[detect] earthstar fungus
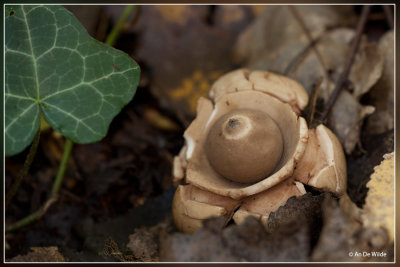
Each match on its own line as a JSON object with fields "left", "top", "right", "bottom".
{"left": 172, "top": 69, "right": 347, "bottom": 234}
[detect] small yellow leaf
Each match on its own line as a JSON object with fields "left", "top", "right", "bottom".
{"left": 168, "top": 70, "right": 223, "bottom": 114}
{"left": 362, "top": 152, "right": 394, "bottom": 243}
{"left": 40, "top": 113, "right": 52, "bottom": 132}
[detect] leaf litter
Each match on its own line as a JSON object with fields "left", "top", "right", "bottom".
{"left": 5, "top": 5, "right": 394, "bottom": 262}
{"left": 233, "top": 5, "right": 389, "bottom": 154}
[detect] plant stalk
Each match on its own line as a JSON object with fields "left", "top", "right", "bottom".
{"left": 5, "top": 130, "right": 41, "bottom": 210}
{"left": 105, "top": 5, "right": 135, "bottom": 46}
{"left": 5, "top": 198, "right": 57, "bottom": 233}
{"left": 5, "top": 138, "right": 73, "bottom": 233}
{"left": 51, "top": 138, "right": 73, "bottom": 198}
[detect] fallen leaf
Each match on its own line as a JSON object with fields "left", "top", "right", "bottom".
{"left": 233, "top": 6, "right": 385, "bottom": 154}
{"left": 233, "top": 6, "right": 354, "bottom": 75}
{"left": 327, "top": 38, "right": 383, "bottom": 154}
{"left": 287, "top": 28, "right": 354, "bottom": 98}
{"left": 362, "top": 152, "right": 394, "bottom": 244}
{"left": 328, "top": 90, "right": 375, "bottom": 154}
{"left": 365, "top": 31, "right": 395, "bottom": 134}
{"left": 349, "top": 41, "right": 383, "bottom": 99}
{"left": 287, "top": 29, "right": 382, "bottom": 154}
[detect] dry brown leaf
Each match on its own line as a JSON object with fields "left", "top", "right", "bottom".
{"left": 328, "top": 90, "right": 375, "bottom": 154}
{"left": 362, "top": 152, "right": 394, "bottom": 244}
{"left": 365, "top": 31, "right": 394, "bottom": 134}
{"left": 349, "top": 41, "right": 383, "bottom": 99}
{"left": 328, "top": 38, "right": 383, "bottom": 154}
{"left": 233, "top": 7, "right": 385, "bottom": 154}
{"left": 233, "top": 6, "right": 353, "bottom": 75}
{"left": 288, "top": 28, "right": 354, "bottom": 98}
{"left": 287, "top": 29, "right": 381, "bottom": 155}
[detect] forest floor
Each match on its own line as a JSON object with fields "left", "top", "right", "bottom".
{"left": 5, "top": 5, "right": 394, "bottom": 262}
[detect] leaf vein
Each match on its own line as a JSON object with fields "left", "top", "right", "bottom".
{"left": 5, "top": 93, "right": 36, "bottom": 101}
{"left": 44, "top": 103, "right": 101, "bottom": 137}
{"left": 21, "top": 6, "right": 40, "bottom": 101}
{"left": 41, "top": 68, "right": 134, "bottom": 101}
{"left": 5, "top": 48, "right": 33, "bottom": 58}
{"left": 5, "top": 102, "right": 37, "bottom": 132}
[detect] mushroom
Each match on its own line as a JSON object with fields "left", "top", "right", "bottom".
{"left": 205, "top": 108, "right": 284, "bottom": 183}
{"left": 292, "top": 125, "right": 347, "bottom": 195}
{"left": 172, "top": 69, "right": 347, "bottom": 234}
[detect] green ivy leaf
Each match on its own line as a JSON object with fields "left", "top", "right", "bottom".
{"left": 5, "top": 5, "right": 140, "bottom": 157}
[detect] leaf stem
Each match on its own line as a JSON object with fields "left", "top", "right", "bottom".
{"left": 51, "top": 138, "right": 74, "bottom": 197}
{"left": 5, "top": 198, "right": 57, "bottom": 233}
{"left": 5, "top": 138, "right": 73, "bottom": 233}
{"left": 5, "top": 130, "right": 40, "bottom": 210}
{"left": 105, "top": 5, "right": 135, "bottom": 46}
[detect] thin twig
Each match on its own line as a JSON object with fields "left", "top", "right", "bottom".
{"left": 283, "top": 38, "right": 315, "bottom": 75}
{"left": 5, "top": 130, "right": 41, "bottom": 210}
{"left": 287, "top": 6, "right": 329, "bottom": 79}
{"left": 382, "top": 5, "right": 394, "bottom": 29}
{"left": 307, "top": 76, "right": 323, "bottom": 127}
{"left": 319, "top": 5, "right": 371, "bottom": 123}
